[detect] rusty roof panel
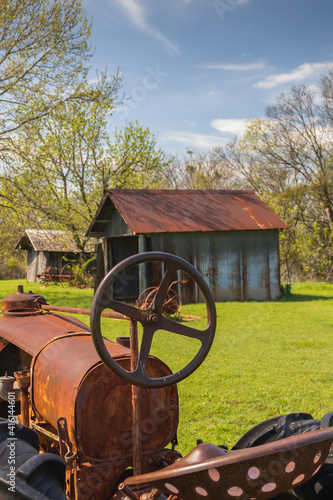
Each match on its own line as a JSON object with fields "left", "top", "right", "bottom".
{"left": 90, "top": 190, "right": 287, "bottom": 235}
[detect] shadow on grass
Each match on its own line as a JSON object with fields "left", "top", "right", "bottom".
{"left": 277, "top": 293, "right": 333, "bottom": 302}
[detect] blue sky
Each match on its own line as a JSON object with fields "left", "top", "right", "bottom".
{"left": 84, "top": 0, "right": 333, "bottom": 153}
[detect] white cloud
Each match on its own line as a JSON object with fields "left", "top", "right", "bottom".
{"left": 183, "top": 118, "right": 198, "bottom": 127}
{"left": 256, "top": 61, "right": 333, "bottom": 89}
{"left": 163, "top": 131, "right": 225, "bottom": 149}
{"left": 114, "top": 0, "right": 145, "bottom": 29}
{"left": 112, "top": 0, "right": 178, "bottom": 53}
{"left": 211, "top": 118, "right": 248, "bottom": 136}
{"left": 200, "top": 60, "right": 265, "bottom": 71}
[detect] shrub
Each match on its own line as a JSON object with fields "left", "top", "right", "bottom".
{"left": 280, "top": 282, "right": 292, "bottom": 297}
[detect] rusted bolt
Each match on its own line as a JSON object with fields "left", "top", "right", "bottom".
{"left": 148, "top": 314, "right": 159, "bottom": 324}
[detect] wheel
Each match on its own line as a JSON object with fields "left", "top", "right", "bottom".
{"left": 136, "top": 282, "right": 182, "bottom": 315}
{"left": 59, "top": 263, "right": 74, "bottom": 285}
{"left": 90, "top": 252, "right": 216, "bottom": 388}
{"left": 0, "top": 419, "right": 66, "bottom": 499}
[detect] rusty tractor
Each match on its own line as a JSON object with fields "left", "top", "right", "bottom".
{"left": 0, "top": 252, "right": 332, "bottom": 500}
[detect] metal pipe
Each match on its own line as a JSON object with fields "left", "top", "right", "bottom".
{"left": 130, "top": 319, "right": 142, "bottom": 476}
{"left": 31, "top": 422, "right": 59, "bottom": 442}
{"left": 40, "top": 304, "right": 128, "bottom": 320}
{"left": 14, "top": 370, "right": 30, "bottom": 427}
{"left": 118, "top": 483, "right": 141, "bottom": 500}
{"left": 20, "top": 388, "right": 29, "bottom": 427}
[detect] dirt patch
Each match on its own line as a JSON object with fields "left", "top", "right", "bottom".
{"left": 180, "top": 314, "right": 202, "bottom": 322}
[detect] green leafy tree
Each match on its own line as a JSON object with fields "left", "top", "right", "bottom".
{"left": 217, "top": 81, "right": 333, "bottom": 281}
{"left": 0, "top": 0, "right": 172, "bottom": 276}
{"left": 0, "top": 0, "right": 95, "bottom": 261}
{"left": 1, "top": 70, "right": 118, "bottom": 248}
{"left": 0, "top": 0, "right": 92, "bottom": 141}
{"left": 106, "top": 121, "right": 172, "bottom": 189}
{"left": 4, "top": 108, "right": 170, "bottom": 249}
{"left": 0, "top": 207, "right": 26, "bottom": 278}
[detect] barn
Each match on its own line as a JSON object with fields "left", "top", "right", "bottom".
{"left": 15, "top": 230, "right": 95, "bottom": 282}
{"left": 86, "top": 189, "right": 288, "bottom": 302}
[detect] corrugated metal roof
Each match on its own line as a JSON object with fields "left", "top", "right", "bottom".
{"left": 15, "top": 230, "right": 95, "bottom": 253}
{"left": 87, "top": 190, "right": 287, "bottom": 236}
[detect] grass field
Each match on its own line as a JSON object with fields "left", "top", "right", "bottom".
{"left": 1, "top": 280, "right": 333, "bottom": 455}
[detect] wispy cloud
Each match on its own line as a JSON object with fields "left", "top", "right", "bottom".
{"left": 113, "top": 0, "right": 178, "bottom": 53}
{"left": 256, "top": 61, "right": 333, "bottom": 89}
{"left": 183, "top": 118, "right": 198, "bottom": 127}
{"left": 211, "top": 118, "right": 248, "bottom": 136}
{"left": 200, "top": 60, "right": 266, "bottom": 71}
{"left": 163, "top": 131, "right": 224, "bottom": 149}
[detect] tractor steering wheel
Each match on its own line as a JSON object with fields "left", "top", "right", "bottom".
{"left": 90, "top": 252, "right": 216, "bottom": 388}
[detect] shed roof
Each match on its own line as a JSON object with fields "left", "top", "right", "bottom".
{"left": 87, "top": 189, "right": 287, "bottom": 236}
{"left": 15, "top": 230, "right": 95, "bottom": 253}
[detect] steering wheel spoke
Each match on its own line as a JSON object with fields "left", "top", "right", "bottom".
{"left": 106, "top": 299, "right": 144, "bottom": 323}
{"left": 90, "top": 252, "right": 216, "bottom": 388}
{"left": 159, "top": 316, "right": 208, "bottom": 343}
{"left": 153, "top": 265, "right": 179, "bottom": 313}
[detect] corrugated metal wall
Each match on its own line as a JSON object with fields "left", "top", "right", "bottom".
{"left": 103, "top": 228, "right": 280, "bottom": 303}
{"left": 147, "top": 230, "right": 280, "bottom": 302}
{"left": 105, "top": 210, "right": 132, "bottom": 237}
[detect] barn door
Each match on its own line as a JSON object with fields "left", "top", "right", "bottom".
{"left": 109, "top": 236, "right": 139, "bottom": 299}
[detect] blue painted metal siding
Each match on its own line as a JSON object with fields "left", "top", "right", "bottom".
{"left": 146, "top": 230, "right": 280, "bottom": 302}
{"left": 104, "top": 210, "right": 132, "bottom": 237}
{"left": 103, "top": 214, "right": 281, "bottom": 302}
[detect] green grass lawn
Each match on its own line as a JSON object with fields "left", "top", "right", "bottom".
{"left": 1, "top": 280, "right": 333, "bottom": 455}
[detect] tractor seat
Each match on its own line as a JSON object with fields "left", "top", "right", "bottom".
{"left": 123, "top": 428, "right": 333, "bottom": 499}
{"left": 166, "top": 442, "right": 229, "bottom": 467}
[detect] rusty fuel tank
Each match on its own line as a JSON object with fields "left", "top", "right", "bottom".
{"left": 0, "top": 289, "right": 179, "bottom": 464}
{"left": 31, "top": 334, "right": 178, "bottom": 461}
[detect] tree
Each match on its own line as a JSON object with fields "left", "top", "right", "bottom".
{"left": 107, "top": 121, "right": 172, "bottom": 189}
{"left": 264, "top": 85, "right": 333, "bottom": 231}
{"left": 218, "top": 82, "right": 333, "bottom": 281}
{"left": 0, "top": 207, "right": 26, "bottom": 278}
{"left": 3, "top": 106, "right": 171, "bottom": 248}
{"left": 2, "top": 71, "right": 121, "bottom": 242}
{"left": 0, "top": 0, "right": 172, "bottom": 276}
{"left": 0, "top": 0, "right": 92, "bottom": 141}
{"left": 166, "top": 149, "right": 238, "bottom": 190}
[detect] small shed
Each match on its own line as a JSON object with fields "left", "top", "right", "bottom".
{"left": 15, "top": 230, "right": 95, "bottom": 282}
{"left": 86, "top": 189, "right": 287, "bottom": 302}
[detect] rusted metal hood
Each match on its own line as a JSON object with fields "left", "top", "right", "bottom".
{"left": 0, "top": 312, "right": 92, "bottom": 356}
